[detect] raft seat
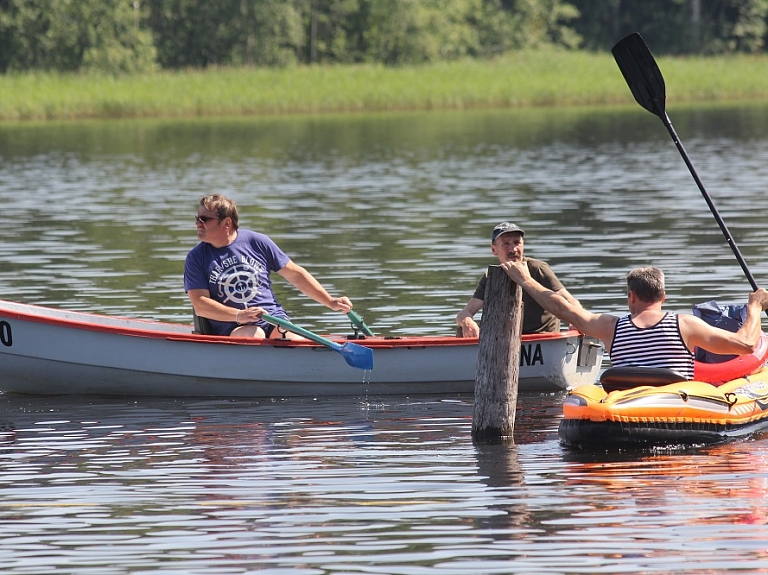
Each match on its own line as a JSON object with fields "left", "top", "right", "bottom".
{"left": 600, "top": 366, "right": 687, "bottom": 393}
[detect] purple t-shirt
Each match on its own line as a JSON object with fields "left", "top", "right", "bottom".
{"left": 184, "top": 229, "right": 291, "bottom": 335}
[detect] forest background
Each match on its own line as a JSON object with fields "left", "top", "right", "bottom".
{"left": 2, "top": 0, "right": 768, "bottom": 120}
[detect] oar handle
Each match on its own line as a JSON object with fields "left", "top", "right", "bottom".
{"left": 347, "top": 310, "right": 375, "bottom": 336}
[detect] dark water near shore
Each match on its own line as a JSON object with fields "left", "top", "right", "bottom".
{"left": 1, "top": 103, "right": 768, "bottom": 572}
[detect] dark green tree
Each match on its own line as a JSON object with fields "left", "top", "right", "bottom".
{"left": 570, "top": 0, "right": 768, "bottom": 54}
{"left": 359, "top": 0, "right": 482, "bottom": 64}
{"left": 297, "top": 0, "right": 361, "bottom": 63}
{"left": 146, "top": 0, "right": 303, "bottom": 68}
{"left": 229, "top": 0, "right": 304, "bottom": 66}
{"left": 697, "top": 0, "right": 768, "bottom": 53}
{"left": 510, "top": 0, "right": 581, "bottom": 48}
{"left": 146, "top": 0, "right": 237, "bottom": 68}
{"left": 0, "top": 0, "right": 157, "bottom": 74}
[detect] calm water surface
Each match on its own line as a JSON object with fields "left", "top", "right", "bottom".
{"left": 2, "top": 103, "right": 768, "bottom": 573}
{"left": 1, "top": 393, "right": 768, "bottom": 574}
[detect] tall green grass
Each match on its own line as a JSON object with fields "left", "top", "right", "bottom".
{"left": 1, "top": 49, "right": 767, "bottom": 121}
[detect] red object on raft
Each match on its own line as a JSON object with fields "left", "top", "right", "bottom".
{"left": 694, "top": 332, "right": 768, "bottom": 385}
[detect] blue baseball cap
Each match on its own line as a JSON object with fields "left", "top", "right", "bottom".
{"left": 491, "top": 222, "right": 525, "bottom": 242}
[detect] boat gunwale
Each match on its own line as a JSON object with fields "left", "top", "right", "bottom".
{"left": 0, "top": 299, "right": 587, "bottom": 349}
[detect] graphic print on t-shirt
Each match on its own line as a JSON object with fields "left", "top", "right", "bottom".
{"left": 185, "top": 230, "right": 290, "bottom": 327}
{"left": 213, "top": 260, "right": 267, "bottom": 306}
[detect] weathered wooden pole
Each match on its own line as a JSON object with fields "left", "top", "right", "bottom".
{"left": 472, "top": 265, "right": 523, "bottom": 443}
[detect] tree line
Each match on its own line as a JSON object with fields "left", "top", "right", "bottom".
{"left": 1, "top": 0, "right": 767, "bottom": 75}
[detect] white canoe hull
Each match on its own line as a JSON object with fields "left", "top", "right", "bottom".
{"left": 0, "top": 300, "right": 603, "bottom": 397}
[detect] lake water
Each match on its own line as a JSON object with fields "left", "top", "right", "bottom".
{"left": 2, "top": 103, "right": 768, "bottom": 573}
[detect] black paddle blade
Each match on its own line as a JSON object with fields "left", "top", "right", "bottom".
{"left": 612, "top": 33, "right": 666, "bottom": 118}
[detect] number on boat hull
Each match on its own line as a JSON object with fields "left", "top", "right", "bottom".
{"left": 0, "top": 321, "right": 11, "bottom": 347}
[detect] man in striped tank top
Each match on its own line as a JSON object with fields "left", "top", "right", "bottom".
{"left": 503, "top": 264, "right": 768, "bottom": 380}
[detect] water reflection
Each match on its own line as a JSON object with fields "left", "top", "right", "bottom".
{"left": 0, "top": 394, "right": 480, "bottom": 573}
{"left": 554, "top": 441, "right": 768, "bottom": 572}
{"left": 1, "top": 391, "right": 768, "bottom": 572}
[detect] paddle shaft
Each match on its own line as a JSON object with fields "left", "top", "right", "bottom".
{"left": 260, "top": 313, "right": 374, "bottom": 370}
{"left": 261, "top": 313, "right": 341, "bottom": 351}
{"left": 613, "top": 33, "right": 759, "bottom": 291}
{"left": 659, "top": 114, "right": 758, "bottom": 291}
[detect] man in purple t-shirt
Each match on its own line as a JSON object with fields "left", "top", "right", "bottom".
{"left": 184, "top": 194, "right": 353, "bottom": 338}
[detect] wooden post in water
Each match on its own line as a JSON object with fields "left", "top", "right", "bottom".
{"left": 472, "top": 265, "right": 522, "bottom": 443}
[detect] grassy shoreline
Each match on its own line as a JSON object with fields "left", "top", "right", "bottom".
{"left": 2, "top": 49, "right": 768, "bottom": 122}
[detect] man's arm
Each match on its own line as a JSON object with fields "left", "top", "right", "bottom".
{"left": 277, "top": 260, "right": 352, "bottom": 312}
{"left": 188, "top": 289, "right": 240, "bottom": 323}
{"left": 682, "top": 289, "right": 768, "bottom": 355}
{"left": 555, "top": 287, "right": 582, "bottom": 309}
{"left": 553, "top": 287, "right": 584, "bottom": 330}
{"left": 456, "top": 298, "right": 483, "bottom": 337}
{"left": 503, "top": 261, "right": 617, "bottom": 349}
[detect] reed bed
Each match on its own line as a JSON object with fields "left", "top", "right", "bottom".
{"left": 1, "top": 49, "right": 767, "bottom": 121}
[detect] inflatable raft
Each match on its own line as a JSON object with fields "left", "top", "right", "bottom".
{"left": 559, "top": 334, "right": 768, "bottom": 449}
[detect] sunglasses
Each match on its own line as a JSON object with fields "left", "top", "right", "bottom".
{"left": 195, "top": 214, "right": 220, "bottom": 224}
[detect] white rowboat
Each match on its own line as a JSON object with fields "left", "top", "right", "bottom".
{"left": 0, "top": 300, "right": 604, "bottom": 397}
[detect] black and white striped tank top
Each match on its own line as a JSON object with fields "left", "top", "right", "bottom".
{"left": 610, "top": 313, "right": 694, "bottom": 380}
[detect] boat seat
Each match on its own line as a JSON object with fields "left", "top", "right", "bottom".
{"left": 192, "top": 311, "right": 215, "bottom": 335}
{"left": 600, "top": 366, "right": 687, "bottom": 393}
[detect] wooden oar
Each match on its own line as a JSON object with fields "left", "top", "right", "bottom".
{"left": 347, "top": 310, "right": 375, "bottom": 336}
{"left": 261, "top": 313, "right": 374, "bottom": 371}
{"left": 612, "top": 32, "right": 760, "bottom": 291}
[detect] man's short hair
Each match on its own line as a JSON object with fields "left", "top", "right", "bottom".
{"left": 200, "top": 194, "right": 239, "bottom": 230}
{"left": 626, "top": 266, "right": 665, "bottom": 303}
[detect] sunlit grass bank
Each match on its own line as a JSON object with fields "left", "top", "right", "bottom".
{"left": 1, "top": 49, "right": 767, "bottom": 121}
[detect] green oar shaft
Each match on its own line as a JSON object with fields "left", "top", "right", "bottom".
{"left": 347, "top": 310, "right": 375, "bottom": 336}
{"left": 261, "top": 313, "right": 374, "bottom": 370}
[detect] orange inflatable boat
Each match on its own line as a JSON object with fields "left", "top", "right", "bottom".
{"left": 559, "top": 334, "right": 768, "bottom": 449}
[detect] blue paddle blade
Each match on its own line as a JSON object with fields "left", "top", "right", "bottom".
{"left": 340, "top": 341, "right": 374, "bottom": 370}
